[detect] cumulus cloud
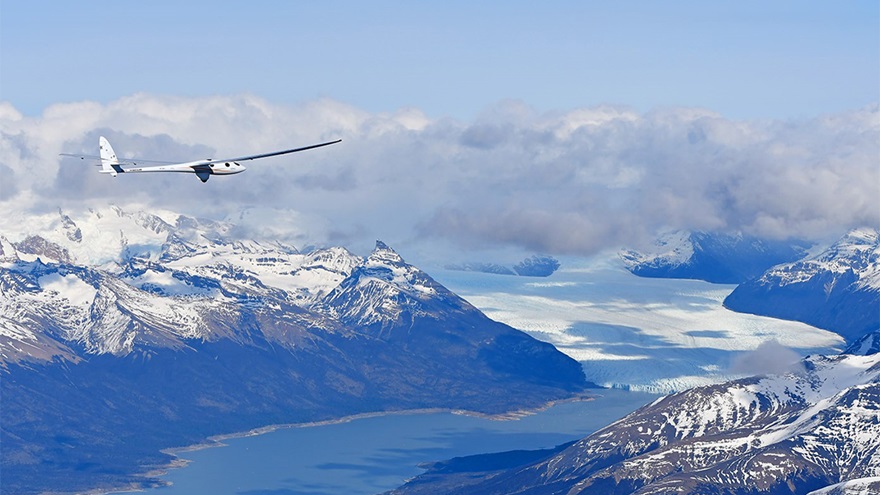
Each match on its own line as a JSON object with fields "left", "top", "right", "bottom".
{"left": 0, "top": 163, "right": 18, "bottom": 200}
{"left": 0, "top": 94, "right": 877, "bottom": 256}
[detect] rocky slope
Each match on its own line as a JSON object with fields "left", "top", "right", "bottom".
{"left": 620, "top": 231, "right": 809, "bottom": 284}
{"left": 390, "top": 343, "right": 880, "bottom": 495}
{"left": 724, "top": 228, "right": 880, "bottom": 343}
{"left": 0, "top": 206, "right": 589, "bottom": 495}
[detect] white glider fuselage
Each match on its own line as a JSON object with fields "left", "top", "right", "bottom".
{"left": 97, "top": 160, "right": 247, "bottom": 176}
{"left": 63, "top": 136, "right": 340, "bottom": 183}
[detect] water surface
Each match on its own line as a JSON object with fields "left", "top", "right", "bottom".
{"left": 130, "top": 389, "right": 656, "bottom": 495}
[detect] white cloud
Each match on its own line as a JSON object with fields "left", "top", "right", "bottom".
{"left": 729, "top": 339, "right": 806, "bottom": 376}
{"left": 1, "top": 95, "right": 877, "bottom": 257}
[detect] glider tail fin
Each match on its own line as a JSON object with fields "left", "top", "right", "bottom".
{"left": 99, "top": 136, "right": 119, "bottom": 177}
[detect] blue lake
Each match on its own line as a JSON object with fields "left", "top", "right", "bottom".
{"left": 124, "top": 389, "right": 657, "bottom": 495}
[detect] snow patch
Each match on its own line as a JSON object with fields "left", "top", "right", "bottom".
{"left": 124, "top": 270, "right": 214, "bottom": 297}
{"left": 38, "top": 273, "right": 96, "bottom": 306}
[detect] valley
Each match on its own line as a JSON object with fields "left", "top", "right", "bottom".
{"left": 1, "top": 208, "right": 876, "bottom": 495}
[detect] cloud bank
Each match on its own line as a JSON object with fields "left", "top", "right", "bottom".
{"left": 0, "top": 94, "right": 877, "bottom": 257}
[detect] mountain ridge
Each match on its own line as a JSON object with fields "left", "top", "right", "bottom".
{"left": 620, "top": 231, "right": 810, "bottom": 284}
{"left": 390, "top": 344, "right": 880, "bottom": 495}
{"left": 1, "top": 206, "right": 590, "bottom": 495}
{"left": 724, "top": 227, "right": 880, "bottom": 343}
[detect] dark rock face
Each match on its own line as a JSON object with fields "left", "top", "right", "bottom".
{"left": 724, "top": 228, "right": 880, "bottom": 343}
{"left": 389, "top": 352, "right": 880, "bottom": 495}
{"left": 444, "top": 262, "right": 517, "bottom": 276}
{"left": 13, "top": 235, "right": 74, "bottom": 264}
{"left": 1, "top": 235, "right": 588, "bottom": 495}
{"left": 513, "top": 255, "right": 561, "bottom": 277}
{"left": 621, "top": 231, "right": 809, "bottom": 284}
{"left": 446, "top": 255, "right": 561, "bottom": 277}
{"left": 846, "top": 331, "right": 880, "bottom": 356}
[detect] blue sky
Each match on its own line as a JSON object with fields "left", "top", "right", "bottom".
{"left": 2, "top": 1, "right": 878, "bottom": 119}
{"left": 0, "top": 2, "right": 878, "bottom": 259}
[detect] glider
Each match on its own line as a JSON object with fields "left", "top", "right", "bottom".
{"left": 60, "top": 136, "right": 341, "bottom": 183}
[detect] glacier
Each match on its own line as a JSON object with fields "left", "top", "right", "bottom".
{"left": 433, "top": 257, "right": 844, "bottom": 393}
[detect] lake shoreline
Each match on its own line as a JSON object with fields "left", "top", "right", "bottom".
{"left": 106, "top": 391, "right": 600, "bottom": 494}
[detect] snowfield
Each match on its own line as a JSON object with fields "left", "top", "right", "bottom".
{"left": 432, "top": 256, "right": 844, "bottom": 393}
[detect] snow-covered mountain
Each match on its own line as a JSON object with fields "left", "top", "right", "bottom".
{"left": 620, "top": 231, "right": 809, "bottom": 284}
{"left": 390, "top": 345, "right": 880, "bottom": 495}
{"left": 0, "top": 206, "right": 363, "bottom": 364}
{"left": 725, "top": 228, "right": 880, "bottom": 343}
{"left": 322, "top": 241, "right": 459, "bottom": 334}
{"left": 0, "top": 206, "right": 588, "bottom": 495}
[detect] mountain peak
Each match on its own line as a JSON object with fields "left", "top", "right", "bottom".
{"left": 320, "top": 242, "right": 471, "bottom": 333}
{"left": 841, "top": 227, "right": 879, "bottom": 246}
{"left": 369, "top": 240, "right": 404, "bottom": 265}
{"left": 0, "top": 236, "right": 18, "bottom": 262}
{"left": 621, "top": 230, "right": 810, "bottom": 284}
